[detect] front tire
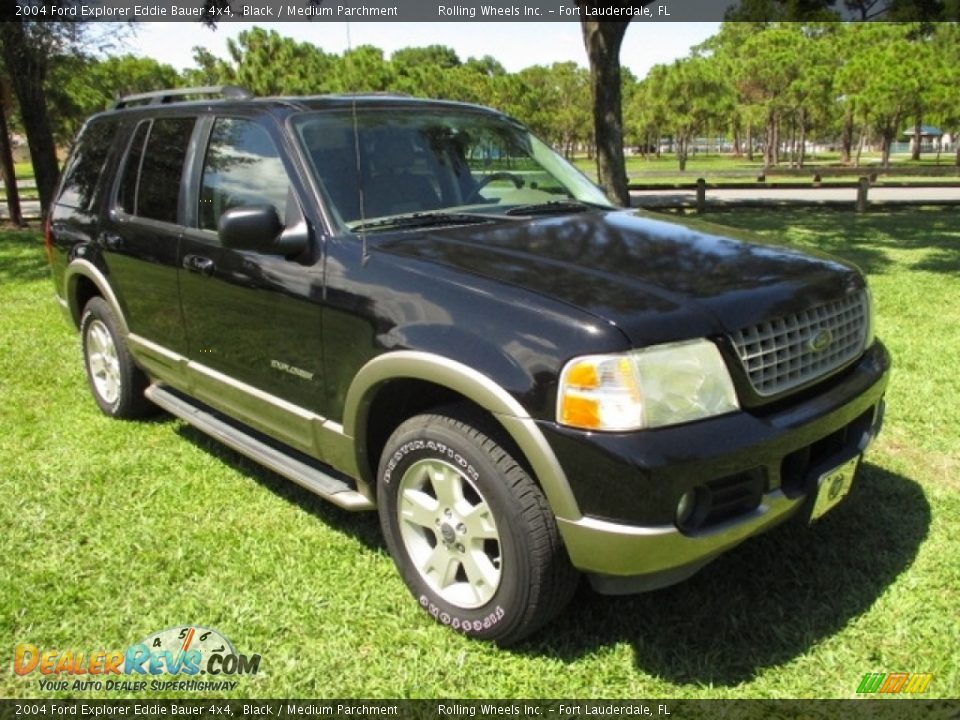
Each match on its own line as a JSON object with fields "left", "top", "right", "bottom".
{"left": 377, "top": 409, "right": 578, "bottom": 645}
{"left": 80, "top": 297, "right": 153, "bottom": 419}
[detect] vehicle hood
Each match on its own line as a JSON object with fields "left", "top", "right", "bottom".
{"left": 373, "top": 209, "right": 863, "bottom": 346}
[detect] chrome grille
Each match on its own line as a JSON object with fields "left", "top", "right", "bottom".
{"left": 731, "top": 292, "right": 868, "bottom": 397}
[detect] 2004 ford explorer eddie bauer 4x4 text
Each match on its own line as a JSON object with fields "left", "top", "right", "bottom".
{"left": 47, "top": 87, "right": 890, "bottom": 644}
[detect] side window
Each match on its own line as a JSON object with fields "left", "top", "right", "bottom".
{"left": 136, "top": 117, "right": 195, "bottom": 224}
{"left": 58, "top": 118, "right": 119, "bottom": 211}
{"left": 199, "top": 118, "right": 290, "bottom": 231}
{"left": 116, "top": 121, "right": 150, "bottom": 216}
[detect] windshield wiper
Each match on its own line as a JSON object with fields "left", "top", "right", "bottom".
{"left": 350, "top": 211, "right": 495, "bottom": 232}
{"left": 503, "top": 199, "right": 593, "bottom": 216}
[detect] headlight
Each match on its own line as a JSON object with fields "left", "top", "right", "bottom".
{"left": 864, "top": 286, "right": 875, "bottom": 348}
{"left": 556, "top": 339, "right": 739, "bottom": 431}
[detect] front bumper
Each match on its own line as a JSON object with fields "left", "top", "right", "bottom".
{"left": 548, "top": 341, "right": 890, "bottom": 593}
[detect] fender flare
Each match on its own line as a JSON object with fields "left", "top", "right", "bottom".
{"left": 63, "top": 259, "right": 128, "bottom": 334}
{"left": 342, "top": 350, "right": 582, "bottom": 521}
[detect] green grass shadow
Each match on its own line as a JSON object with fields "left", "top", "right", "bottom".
{"left": 514, "top": 462, "right": 930, "bottom": 686}
{"left": 698, "top": 207, "right": 959, "bottom": 277}
{"left": 173, "top": 422, "right": 385, "bottom": 553}
{"left": 0, "top": 229, "right": 48, "bottom": 283}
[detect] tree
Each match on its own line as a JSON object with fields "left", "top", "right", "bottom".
{"left": 336, "top": 45, "right": 395, "bottom": 93}
{"left": 577, "top": 17, "right": 630, "bottom": 205}
{"left": 575, "top": 1, "right": 657, "bottom": 206}
{"left": 48, "top": 55, "right": 181, "bottom": 145}
{"left": 225, "top": 27, "right": 341, "bottom": 95}
{"left": 625, "top": 70, "right": 667, "bottom": 158}
{"left": 391, "top": 46, "right": 463, "bottom": 99}
{"left": 513, "top": 63, "right": 591, "bottom": 156}
{"left": 782, "top": 25, "right": 841, "bottom": 167}
{"left": 694, "top": 22, "right": 772, "bottom": 162}
{"left": 649, "top": 58, "right": 734, "bottom": 171}
{"left": 0, "top": 20, "right": 64, "bottom": 216}
{"left": 0, "top": 78, "right": 22, "bottom": 226}
{"left": 926, "top": 23, "right": 960, "bottom": 165}
{"left": 0, "top": 9, "right": 122, "bottom": 217}
{"left": 836, "top": 24, "right": 920, "bottom": 167}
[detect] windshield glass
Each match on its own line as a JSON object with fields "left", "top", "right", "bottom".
{"left": 291, "top": 107, "right": 614, "bottom": 229}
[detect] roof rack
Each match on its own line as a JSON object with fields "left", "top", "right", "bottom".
{"left": 112, "top": 85, "right": 253, "bottom": 110}
{"left": 332, "top": 91, "right": 412, "bottom": 97}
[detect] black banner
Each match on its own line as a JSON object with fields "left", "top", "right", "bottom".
{"left": 1, "top": 700, "right": 959, "bottom": 720}
{"left": 5, "top": 0, "right": 956, "bottom": 23}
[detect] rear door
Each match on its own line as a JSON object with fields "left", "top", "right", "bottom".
{"left": 100, "top": 115, "right": 197, "bottom": 355}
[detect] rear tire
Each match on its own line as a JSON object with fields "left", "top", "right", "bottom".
{"left": 377, "top": 409, "right": 579, "bottom": 645}
{"left": 80, "top": 297, "right": 154, "bottom": 419}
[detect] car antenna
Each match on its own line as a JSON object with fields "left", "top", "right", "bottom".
{"left": 345, "top": 22, "right": 370, "bottom": 265}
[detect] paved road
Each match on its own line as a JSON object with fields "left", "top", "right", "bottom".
{"left": 1, "top": 199, "right": 41, "bottom": 220}
{"left": 631, "top": 184, "right": 960, "bottom": 208}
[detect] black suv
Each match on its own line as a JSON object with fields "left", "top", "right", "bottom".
{"left": 48, "top": 86, "right": 890, "bottom": 644}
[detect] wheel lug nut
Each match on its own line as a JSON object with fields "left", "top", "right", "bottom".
{"left": 456, "top": 523, "right": 466, "bottom": 534}
{"left": 444, "top": 509, "right": 452, "bottom": 518}
{"left": 456, "top": 543, "right": 465, "bottom": 553}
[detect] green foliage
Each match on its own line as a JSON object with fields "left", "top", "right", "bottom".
{"left": 641, "top": 58, "right": 734, "bottom": 170}
{"left": 683, "top": 21, "right": 960, "bottom": 168}
{"left": 35, "top": 21, "right": 960, "bottom": 174}
{"left": 47, "top": 54, "right": 180, "bottom": 143}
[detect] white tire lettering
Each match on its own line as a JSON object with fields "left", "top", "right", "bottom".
{"left": 417, "top": 602, "right": 507, "bottom": 633}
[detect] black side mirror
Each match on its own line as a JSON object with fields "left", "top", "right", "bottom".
{"left": 218, "top": 205, "right": 307, "bottom": 257}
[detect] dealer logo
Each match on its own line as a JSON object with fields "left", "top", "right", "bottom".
{"left": 15, "top": 625, "right": 261, "bottom": 693}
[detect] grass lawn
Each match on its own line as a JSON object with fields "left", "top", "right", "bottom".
{"left": 13, "top": 162, "right": 34, "bottom": 180}
{"left": 572, "top": 153, "right": 960, "bottom": 185}
{"left": 1, "top": 208, "right": 958, "bottom": 700}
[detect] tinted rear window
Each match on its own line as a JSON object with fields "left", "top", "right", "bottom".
{"left": 136, "top": 117, "right": 195, "bottom": 224}
{"left": 117, "top": 121, "right": 150, "bottom": 217}
{"left": 58, "top": 118, "right": 119, "bottom": 211}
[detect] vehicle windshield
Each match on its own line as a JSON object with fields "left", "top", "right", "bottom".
{"left": 291, "top": 107, "right": 615, "bottom": 230}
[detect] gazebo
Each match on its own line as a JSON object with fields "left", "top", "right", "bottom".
{"left": 903, "top": 125, "right": 943, "bottom": 153}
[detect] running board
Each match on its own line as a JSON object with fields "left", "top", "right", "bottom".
{"left": 145, "top": 385, "right": 374, "bottom": 511}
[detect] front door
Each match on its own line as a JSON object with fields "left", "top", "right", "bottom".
{"left": 176, "top": 115, "right": 327, "bottom": 455}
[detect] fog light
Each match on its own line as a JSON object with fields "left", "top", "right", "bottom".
{"left": 676, "top": 489, "right": 697, "bottom": 527}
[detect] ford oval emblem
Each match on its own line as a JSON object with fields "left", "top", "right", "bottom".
{"left": 809, "top": 329, "right": 833, "bottom": 352}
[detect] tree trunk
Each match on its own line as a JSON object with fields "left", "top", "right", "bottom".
{"left": 0, "top": 79, "right": 23, "bottom": 226}
{"left": 677, "top": 136, "right": 687, "bottom": 172}
{"left": 789, "top": 116, "right": 797, "bottom": 168}
{"left": 578, "top": 18, "right": 631, "bottom": 206}
{"left": 733, "top": 127, "right": 742, "bottom": 157}
{"left": 881, "top": 126, "right": 894, "bottom": 168}
{"left": 911, "top": 115, "right": 922, "bottom": 161}
{"left": 747, "top": 122, "right": 754, "bottom": 162}
{"left": 841, "top": 110, "right": 853, "bottom": 165}
{"left": 764, "top": 111, "right": 776, "bottom": 169}
{"left": 798, "top": 110, "right": 807, "bottom": 170}
{"left": 856, "top": 125, "right": 866, "bottom": 167}
{"left": 0, "top": 22, "right": 60, "bottom": 217}
{"left": 773, "top": 112, "right": 780, "bottom": 166}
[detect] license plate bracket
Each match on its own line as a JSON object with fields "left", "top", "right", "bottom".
{"left": 810, "top": 455, "right": 860, "bottom": 522}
